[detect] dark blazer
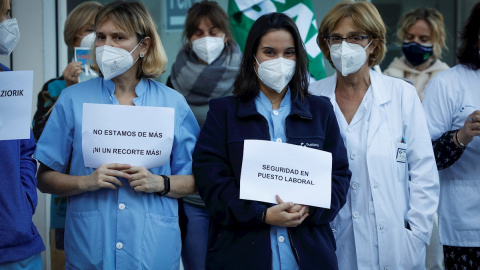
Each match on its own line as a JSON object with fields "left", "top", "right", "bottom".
{"left": 193, "top": 94, "right": 351, "bottom": 270}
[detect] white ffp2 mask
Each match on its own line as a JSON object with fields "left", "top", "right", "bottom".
{"left": 330, "top": 40, "right": 372, "bottom": 77}
{"left": 95, "top": 42, "right": 141, "bottom": 80}
{"left": 0, "top": 18, "right": 20, "bottom": 55}
{"left": 255, "top": 56, "right": 296, "bottom": 93}
{"left": 192, "top": 35, "right": 225, "bottom": 65}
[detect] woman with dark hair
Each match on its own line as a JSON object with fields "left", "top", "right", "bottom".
{"left": 167, "top": 1, "right": 241, "bottom": 128}
{"left": 193, "top": 12, "right": 351, "bottom": 269}
{"left": 165, "top": 2, "right": 241, "bottom": 269}
{"left": 423, "top": 2, "right": 480, "bottom": 269}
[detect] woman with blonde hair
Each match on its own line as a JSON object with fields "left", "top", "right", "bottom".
{"left": 35, "top": 1, "right": 199, "bottom": 269}
{"left": 310, "top": 1, "right": 439, "bottom": 269}
{"left": 384, "top": 8, "right": 449, "bottom": 100}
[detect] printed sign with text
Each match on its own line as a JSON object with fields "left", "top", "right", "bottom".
{"left": 240, "top": 140, "right": 332, "bottom": 208}
{"left": 82, "top": 103, "right": 174, "bottom": 169}
{"left": 0, "top": 70, "right": 33, "bottom": 140}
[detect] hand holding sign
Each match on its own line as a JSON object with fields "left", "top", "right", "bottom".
{"left": 81, "top": 163, "right": 132, "bottom": 192}
{"left": 265, "top": 195, "right": 309, "bottom": 227}
{"left": 123, "top": 166, "right": 164, "bottom": 193}
{"left": 62, "top": 61, "right": 83, "bottom": 87}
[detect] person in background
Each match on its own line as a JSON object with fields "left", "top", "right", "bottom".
{"left": 30, "top": 2, "right": 102, "bottom": 269}
{"left": 33, "top": 1, "right": 102, "bottom": 140}
{"left": 384, "top": 7, "right": 448, "bottom": 269}
{"left": 167, "top": 1, "right": 241, "bottom": 127}
{"left": 310, "top": 1, "right": 439, "bottom": 269}
{"left": 165, "top": 2, "right": 241, "bottom": 269}
{"left": 422, "top": 2, "right": 480, "bottom": 269}
{"left": 34, "top": 2, "right": 199, "bottom": 269}
{"left": 193, "top": 12, "right": 351, "bottom": 269}
{"left": 0, "top": 0, "right": 45, "bottom": 268}
{"left": 383, "top": 7, "right": 449, "bottom": 101}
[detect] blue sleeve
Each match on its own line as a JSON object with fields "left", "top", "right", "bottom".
{"left": 304, "top": 104, "right": 351, "bottom": 226}
{"left": 21, "top": 130, "right": 39, "bottom": 214}
{"left": 170, "top": 102, "right": 200, "bottom": 175}
{"left": 193, "top": 100, "right": 268, "bottom": 228}
{"left": 34, "top": 93, "right": 74, "bottom": 173}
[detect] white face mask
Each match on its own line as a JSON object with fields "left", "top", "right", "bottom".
{"left": 95, "top": 42, "right": 141, "bottom": 80}
{"left": 192, "top": 35, "right": 225, "bottom": 65}
{"left": 329, "top": 40, "right": 372, "bottom": 77}
{"left": 254, "top": 55, "right": 296, "bottom": 93}
{"left": 80, "top": 32, "right": 96, "bottom": 48}
{"left": 0, "top": 18, "right": 20, "bottom": 55}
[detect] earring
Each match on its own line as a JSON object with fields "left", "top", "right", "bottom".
{"left": 140, "top": 53, "right": 145, "bottom": 58}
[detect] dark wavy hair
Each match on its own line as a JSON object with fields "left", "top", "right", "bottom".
{"left": 457, "top": 1, "right": 480, "bottom": 70}
{"left": 232, "top": 13, "right": 309, "bottom": 101}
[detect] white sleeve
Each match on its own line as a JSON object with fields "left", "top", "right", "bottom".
{"left": 402, "top": 85, "right": 440, "bottom": 244}
{"left": 423, "top": 73, "right": 459, "bottom": 139}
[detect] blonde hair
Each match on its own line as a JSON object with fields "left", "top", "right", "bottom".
{"left": 64, "top": 1, "right": 102, "bottom": 48}
{"left": 91, "top": 1, "right": 167, "bottom": 78}
{"left": 397, "top": 8, "right": 447, "bottom": 60}
{"left": 0, "top": 0, "right": 10, "bottom": 19}
{"left": 317, "top": 0, "right": 387, "bottom": 68}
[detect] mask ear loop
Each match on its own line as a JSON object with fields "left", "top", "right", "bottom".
{"left": 130, "top": 39, "right": 145, "bottom": 64}
{"left": 364, "top": 38, "right": 374, "bottom": 50}
{"left": 253, "top": 55, "right": 264, "bottom": 82}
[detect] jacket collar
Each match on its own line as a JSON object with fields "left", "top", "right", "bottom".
{"left": 237, "top": 91, "right": 312, "bottom": 119}
{"left": 322, "top": 70, "right": 391, "bottom": 107}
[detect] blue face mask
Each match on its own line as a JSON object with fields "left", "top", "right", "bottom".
{"left": 402, "top": 42, "right": 433, "bottom": 66}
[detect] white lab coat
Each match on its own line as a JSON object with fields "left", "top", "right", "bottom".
{"left": 310, "top": 70, "right": 439, "bottom": 270}
{"left": 423, "top": 64, "right": 480, "bottom": 247}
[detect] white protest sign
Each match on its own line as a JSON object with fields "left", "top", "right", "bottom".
{"left": 0, "top": 70, "right": 33, "bottom": 140}
{"left": 240, "top": 140, "right": 332, "bottom": 208}
{"left": 82, "top": 103, "right": 174, "bottom": 169}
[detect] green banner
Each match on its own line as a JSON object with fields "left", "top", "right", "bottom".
{"left": 228, "top": 0, "right": 326, "bottom": 80}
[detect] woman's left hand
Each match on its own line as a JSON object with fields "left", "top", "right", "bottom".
{"left": 123, "top": 166, "right": 164, "bottom": 193}
{"left": 277, "top": 196, "right": 310, "bottom": 215}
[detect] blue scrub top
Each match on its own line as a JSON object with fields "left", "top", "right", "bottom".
{"left": 34, "top": 77, "right": 199, "bottom": 270}
{"left": 255, "top": 89, "right": 299, "bottom": 270}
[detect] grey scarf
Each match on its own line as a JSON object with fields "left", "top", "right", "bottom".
{"left": 170, "top": 42, "right": 242, "bottom": 105}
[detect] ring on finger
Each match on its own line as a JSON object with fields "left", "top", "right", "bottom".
{"left": 71, "top": 73, "right": 75, "bottom": 77}
{"left": 469, "top": 116, "right": 474, "bottom": 123}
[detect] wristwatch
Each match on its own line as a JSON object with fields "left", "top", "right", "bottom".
{"left": 157, "top": 175, "right": 170, "bottom": 196}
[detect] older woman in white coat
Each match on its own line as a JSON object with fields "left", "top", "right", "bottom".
{"left": 309, "top": 1, "right": 439, "bottom": 269}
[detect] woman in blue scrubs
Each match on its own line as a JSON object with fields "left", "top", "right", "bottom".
{"left": 193, "top": 13, "right": 351, "bottom": 269}
{"left": 34, "top": 2, "right": 199, "bottom": 269}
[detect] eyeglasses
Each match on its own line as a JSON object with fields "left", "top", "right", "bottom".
{"left": 326, "top": 35, "right": 369, "bottom": 46}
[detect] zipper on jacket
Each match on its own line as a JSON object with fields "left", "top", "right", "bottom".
{"left": 288, "top": 228, "right": 301, "bottom": 269}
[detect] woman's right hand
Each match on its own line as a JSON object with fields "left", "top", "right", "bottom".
{"left": 62, "top": 61, "right": 83, "bottom": 87}
{"left": 81, "top": 163, "right": 132, "bottom": 192}
{"left": 265, "top": 195, "right": 309, "bottom": 227}
{"left": 457, "top": 110, "right": 480, "bottom": 145}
